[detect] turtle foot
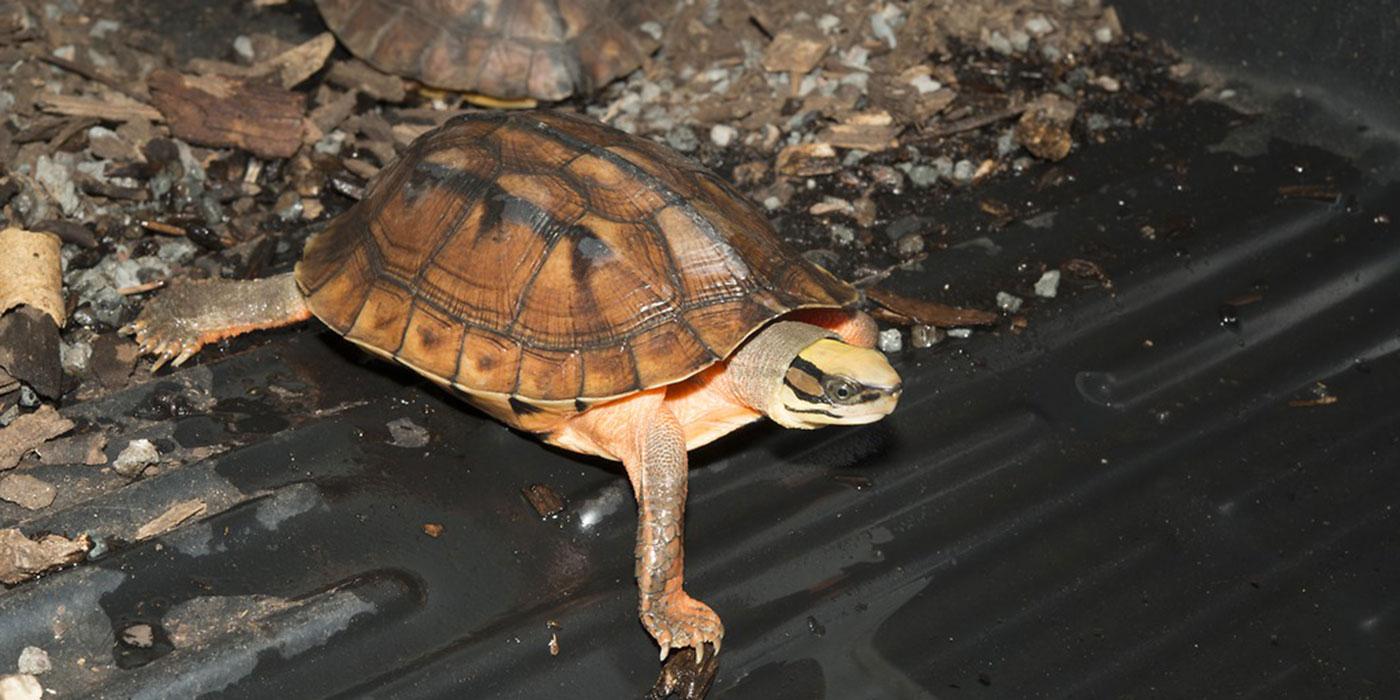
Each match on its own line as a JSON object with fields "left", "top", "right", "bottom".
{"left": 641, "top": 591, "right": 724, "bottom": 663}
{"left": 119, "top": 274, "right": 311, "bottom": 370}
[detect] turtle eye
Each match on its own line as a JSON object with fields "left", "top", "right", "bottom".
{"left": 822, "top": 376, "right": 862, "bottom": 405}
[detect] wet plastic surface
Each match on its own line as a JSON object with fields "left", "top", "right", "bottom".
{"left": 3, "top": 91, "right": 1400, "bottom": 700}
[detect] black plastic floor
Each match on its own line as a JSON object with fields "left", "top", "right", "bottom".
{"left": 2, "top": 97, "right": 1397, "bottom": 698}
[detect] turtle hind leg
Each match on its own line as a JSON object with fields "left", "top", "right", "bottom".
{"left": 121, "top": 272, "right": 312, "bottom": 370}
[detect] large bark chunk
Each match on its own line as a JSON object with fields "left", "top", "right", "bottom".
{"left": 147, "top": 69, "right": 305, "bottom": 159}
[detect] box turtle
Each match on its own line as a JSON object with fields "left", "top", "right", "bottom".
{"left": 314, "top": 0, "right": 660, "bottom": 101}
{"left": 123, "top": 110, "right": 901, "bottom": 661}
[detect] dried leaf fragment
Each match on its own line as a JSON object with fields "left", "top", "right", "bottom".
{"left": 135, "top": 499, "right": 207, "bottom": 541}
{"left": 0, "top": 529, "right": 90, "bottom": 585}
{"left": 867, "top": 288, "right": 1000, "bottom": 328}
{"left": 0, "top": 474, "right": 56, "bottom": 511}
{"left": 0, "top": 228, "right": 64, "bottom": 326}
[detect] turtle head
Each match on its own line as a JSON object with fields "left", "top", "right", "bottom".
{"left": 729, "top": 321, "right": 901, "bottom": 429}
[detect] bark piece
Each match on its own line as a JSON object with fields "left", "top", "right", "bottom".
{"left": 0, "top": 307, "right": 61, "bottom": 399}
{"left": 147, "top": 70, "right": 306, "bottom": 159}
{"left": 0, "top": 529, "right": 89, "bottom": 585}
{"left": 0, "top": 228, "right": 64, "bottom": 326}
{"left": 0, "top": 474, "right": 56, "bottom": 511}
{"left": 0, "top": 406, "right": 74, "bottom": 471}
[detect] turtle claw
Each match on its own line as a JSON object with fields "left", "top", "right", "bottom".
{"left": 641, "top": 592, "right": 724, "bottom": 665}
{"left": 121, "top": 316, "right": 206, "bottom": 373}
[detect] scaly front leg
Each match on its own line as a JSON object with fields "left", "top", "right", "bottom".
{"left": 121, "top": 272, "right": 311, "bottom": 369}
{"left": 629, "top": 405, "right": 724, "bottom": 661}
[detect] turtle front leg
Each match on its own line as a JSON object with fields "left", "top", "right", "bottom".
{"left": 628, "top": 404, "right": 724, "bottom": 661}
{"left": 121, "top": 272, "right": 312, "bottom": 369}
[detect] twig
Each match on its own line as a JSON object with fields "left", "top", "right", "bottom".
{"left": 912, "top": 103, "right": 1028, "bottom": 141}
{"left": 140, "top": 220, "right": 187, "bottom": 236}
{"left": 117, "top": 280, "right": 166, "bottom": 296}
{"left": 37, "top": 53, "right": 150, "bottom": 102}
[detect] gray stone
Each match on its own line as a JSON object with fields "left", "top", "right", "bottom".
{"left": 877, "top": 328, "right": 903, "bottom": 353}
{"left": 16, "top": 647, "right": 50, "bottom": 676}
{"left": 1034, "top": 270, "right": 1062, "bottom": 298}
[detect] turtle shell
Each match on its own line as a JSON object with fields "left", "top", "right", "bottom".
{"left": 295, "top": 110, "right": 857, "bottom": 428}
{"left": 315, "top": 0, "right": 659, "bottom": 101}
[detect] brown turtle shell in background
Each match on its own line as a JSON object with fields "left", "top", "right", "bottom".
{"left": 294, "top": 110, "right": 857, "bottom": 428}
{"left": 314, "top": 0, "right": 659, "bottom": 101}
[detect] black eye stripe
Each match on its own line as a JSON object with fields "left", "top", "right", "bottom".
{"left": 783, "top": 375, "right": 830, "bottom": 405}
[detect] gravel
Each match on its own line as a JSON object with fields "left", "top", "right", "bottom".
{"left": 16, "top": 647, "right": 50, "bottom": 676}
{"left": 1035, "top": 270, "right": 1062, "bottom": 298}
{"left": 996, "top": 291, "right": 1025, "bottom": 313}
{"left": 708, "top": 124, "right": 737, "bottom": 148}
{"left": 113, "top": 439, "right": 159, "bottom": 477}
{"left": 877, "top": 328, "right": 903, "bottom": 353}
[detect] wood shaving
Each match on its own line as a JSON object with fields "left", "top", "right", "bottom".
{"left": 135, "top": 499, "right": 208, "bottom": 541}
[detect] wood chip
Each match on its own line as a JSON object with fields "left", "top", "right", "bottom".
{"left": 35, "top": 94, "right": 164, "bottom": 123}
{"left": 762, "top": 29, "right": 830, "bottom": 76}
{"left": 522, "top": 483, "right": 566, "bottom": 518}
{"left": 0, "top": 405, "right": 75, "bottom": 470}
{"left": 818, "top": 111, "right": 901, "bottom": 152}
{"left": 0, "top": 474, "right": 56, "bottom": 510}
{"left": 421, "top": 523, "right": 444, "bottom": 538}
{"left": 147, "top": 70, "right": 306, "bottom": 159}
{"left": 135, "top": 499, "right": 207, "bottom": 541}
{"left": 0, "top": 528, "right": 89, "bottom": 585}
{"left": 0, "top": 228, "right": 64, "bottom": 326}
{"left": 256, "top": 32, "right": 336, "bottom": 88}
{"left": 775, "top": 142, "right": 839, "bottom": 177}
{"left": 327, "top": 60, "right": 407, "bottom": 103}
{"left": 866, "top": 287, "right": 1000, "bottom": 328}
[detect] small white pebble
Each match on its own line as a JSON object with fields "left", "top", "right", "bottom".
{"left": 947, "top": 328, "right": 973, "bottom": 339}
{"left": 1034, "top": 270, "right": 1062, "bottom": 298}
{"left": 233, "top": 36, "right": 254, "bottom": 62}
{"left": 1094, "top": 26, "right": 1115, "bottom": 43}
{"left": 763, "top": 196, "right": 781, "bottom": 211}
{"left": 709, "top": 124, "right": 737, "bottom": 148}
{"left": 996, "top": 291, "right": 1024, "bottom": 313}
{"left": 817, "top": 14, "right": 840, "bottom": 33}
{"left": 1024, "top": 16, "right": 1054, "bottom": 36}
{"left": 17, "top": 647, "right": 50, "bottom": 676}
{"left": 877, "top": 329, "right": 903, "bottom": 353}
{"left": 909, "top": 74, "right": 942, "bottom": 94}
{"left": 1093, "top": 75, "right": 1121, "bottom": 92}
{"left": 51, "top": 45, "right": 76, "bottom": 61}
